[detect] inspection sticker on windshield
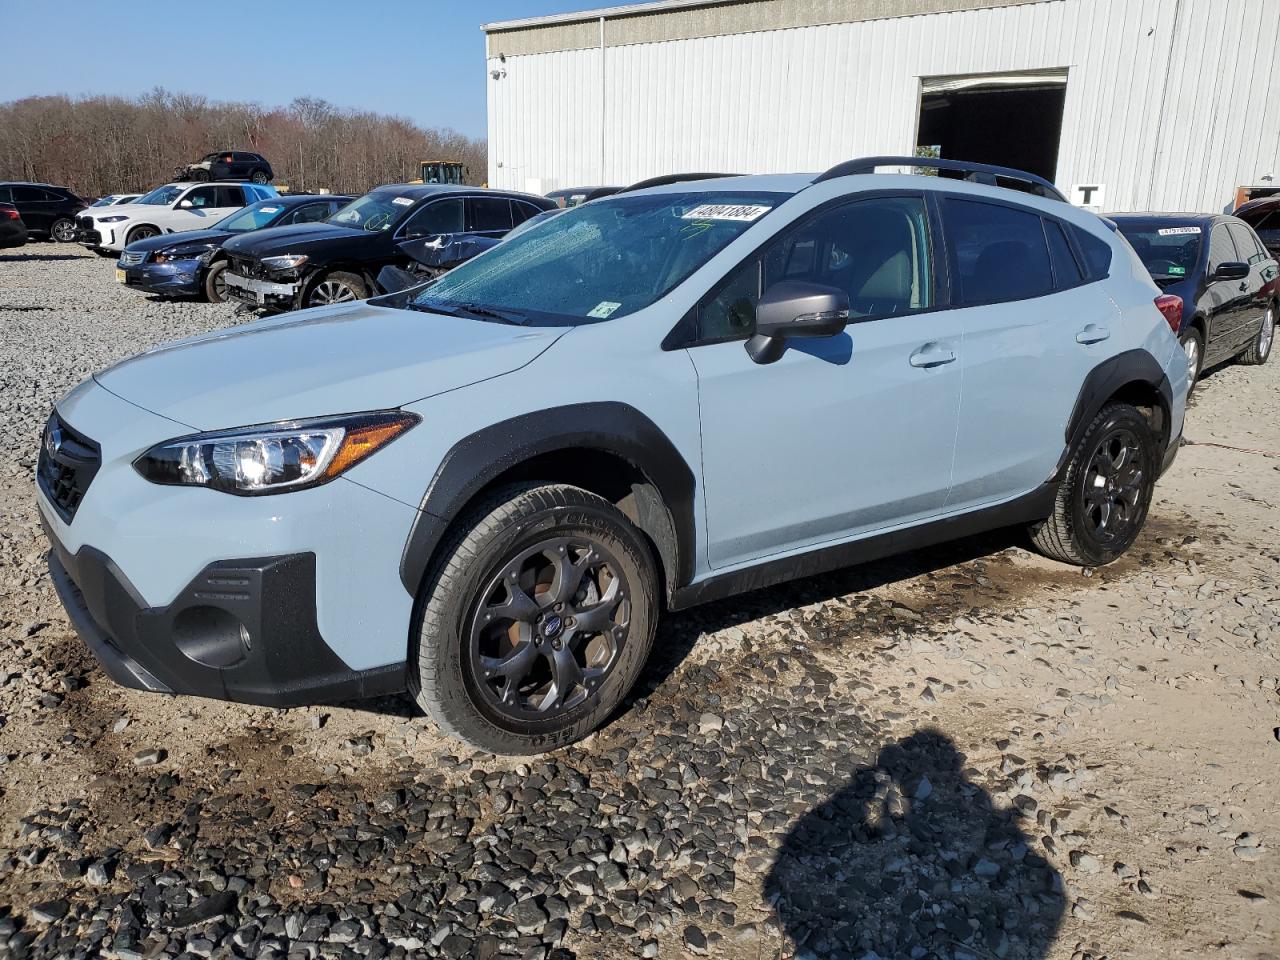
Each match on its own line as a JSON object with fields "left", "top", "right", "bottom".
{"left": 587, "top": 301, "right": 622, "bottom": 319}
{"left": 1158, "top": 226, "right": 1201, "bottom": 236}
{"left": 391, "top": 197, "right": 414, "bottom": 206}
{"left": 1169, "top": 265, "right": 1187, "bottom": 275}
{"left": 680, "top": 204, "right": 771, "bottom": 222}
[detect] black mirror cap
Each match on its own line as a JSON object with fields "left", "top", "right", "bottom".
{"left": 1213, "top": 261, "right": 1250, "bottom": 281}
{"left": 746, "top": 281, "right": 850, "bottom": 364}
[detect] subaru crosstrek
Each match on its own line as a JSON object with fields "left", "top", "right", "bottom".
{"left": 38, "top": 158, "right": 1188, "bottom": 755}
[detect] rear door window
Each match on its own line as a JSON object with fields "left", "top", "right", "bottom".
{"left": 941, "top": 198, "right": 1054, "bottom": 305}
{"left": 215, "top": 185, "right": 246, "bottom": 207}
{"left": 12, "top": 186, "right": 45, "bottom": 203}
{"left": 0, "top": 186, "right": 11, "bottom": 203}
{"left": 469, "top": 197, "right": 514, "bottom": 232}
{"left": 1227, "top": 222, "right": 1264, "bottom": 265}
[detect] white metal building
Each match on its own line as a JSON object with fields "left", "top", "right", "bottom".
{"left": 482, "top": 0, "right": 1280, "bottom": 213}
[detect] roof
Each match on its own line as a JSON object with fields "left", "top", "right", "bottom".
{"left": 1107, "top": 212, "right": 1227, "bottom": 223}
{"left": 264, "top": 193, "right": 354, "bottom": 205}
{"left": 623, "top": 173, "right": 813, "bottom": 195}
{"left": 483, "top": 0, "right": 1043, "bottom": 57}
{"left": 368, "top": 183, "right": 552, "bottom": 202}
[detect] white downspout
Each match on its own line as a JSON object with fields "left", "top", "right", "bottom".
{"left": 600, "top": 15, "right": 607, "bottom": 184}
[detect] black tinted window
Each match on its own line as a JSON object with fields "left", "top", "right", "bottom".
{"left": 0, "top": 187, "right": 10, "bottom": 203}
{"left": 404, "top": 198, "right": 465, "bottom": 236}
{"left": 942, "top": 199, "right": 1053, "bottom": 305}
{"left": 511, "top": 201, "right": 541, "bottom": 226}
{"left": 1227, "top": 222, "right": 1264, "bottom": 264}
{"left": 184, "top": 186, "right": 219, "bottom": 208}
{"left": 12, "top": 186, "right": 45, "bottom": 202}
{"left": 1208, "top": 225, "right": 1237, "bottom": 270}
{"left": 1044, "top": 219, "right": 1083, "bottom": 287}
{"left": 470, "top": 197, "right": 513, "bottom": 232}
{"left": 215, "top": 185, "right": 245, "bottom": 207}
{"left": 1070, "top": 225, "right": 1112, "bottom": 281}
{"left": 286, "top": 202, "right": 331, "bottom": 225}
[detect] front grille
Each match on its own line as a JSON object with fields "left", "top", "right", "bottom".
{"left": 76, "top": 215, "right": 93, "bottom": 231}
{"left": 119, "top": 250, "right": 146, "bottom": 267}
{"left": 229, "top": 255, "right": 262, "bottom": 280}
{"left": 37, "top": 413, "right": 101, "bottom": 524}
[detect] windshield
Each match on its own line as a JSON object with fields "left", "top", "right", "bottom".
{"left": 91, "top": 195, "right": 119, "bottom": 207}
{"left": 213, "top": 200, "right": 287, "bottom": 233}
{"left": 409, "top": 191, "right": 785, "bottom": 325}
{"left": 136, "top": 185, "right": 184, "bottom": 206}
{"left": 328, "top": 191, "right": 415, "bottom": 232}
{"left": 1116, "top": 220, "right": 1203, "bottom": 281}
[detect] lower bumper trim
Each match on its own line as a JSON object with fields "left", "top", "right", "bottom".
{"left": 42, "top": 516, "right": 406, "bottom": 707}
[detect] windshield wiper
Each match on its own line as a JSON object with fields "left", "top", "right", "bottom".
{"left": 409, "top": 299, "right": 527, "bottom": 325}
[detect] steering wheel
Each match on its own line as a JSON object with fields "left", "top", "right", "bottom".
{"left": 364, "top": 211, "right": 393, "bottom": 232}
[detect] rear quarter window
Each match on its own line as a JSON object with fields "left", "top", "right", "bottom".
{"left": 1070, "top": 225, "right": 1113, "bottom": 281}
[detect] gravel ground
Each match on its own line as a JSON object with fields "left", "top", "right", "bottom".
{"left": 0, "top": 243, "right": 1277, "bottom": 960}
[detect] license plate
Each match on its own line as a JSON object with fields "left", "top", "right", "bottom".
{"left": 115, "top": 269, "right": 125, "bottom": 284}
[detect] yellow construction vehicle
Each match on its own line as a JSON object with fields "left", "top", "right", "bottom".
{"left": 414, "top": 160, "right": 468, "bottom": 185}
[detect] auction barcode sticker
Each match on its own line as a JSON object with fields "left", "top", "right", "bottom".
{"left": 680, "top": 204, "right": 771, "bottom": 222}
{"left": 1157, "top": 226, "right": 1201, "bottom": 236}
{"left": 392, "top": 197, "right": 414, "bottom": 206}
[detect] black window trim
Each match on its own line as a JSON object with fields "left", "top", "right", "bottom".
{"left": 668, "top": 189, "right": 940, "bottom": 350}
{"left": 393, "top": 194, "right": 472, "bottom": 240}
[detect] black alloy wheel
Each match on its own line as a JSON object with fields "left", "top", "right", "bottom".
{"left": 1078, "top": 425, "right": 1147, "bottom": 551}
{"left": 468, "top": 535, "right": 631, "bottom": 720}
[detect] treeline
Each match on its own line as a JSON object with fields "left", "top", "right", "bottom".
{"left": 0, "top": 89, "right": 487, "bottom": 198}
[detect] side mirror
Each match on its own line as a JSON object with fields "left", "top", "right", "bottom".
{"left": 177, "top": 199, "right": 193, "bottom": 209}
{"left": 1213, "top": 261, "right": 1249, "bottom": 282}
{"left": 745, "top": 281, "right": 850, "bottom": 365}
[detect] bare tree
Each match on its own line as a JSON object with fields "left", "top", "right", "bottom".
{"left": 0, "top": 91, "right": 488, "bottom": 198}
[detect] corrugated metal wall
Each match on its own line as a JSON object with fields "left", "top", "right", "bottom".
{"left": 487, "top": 0, "right": 1280, "bottom": 213}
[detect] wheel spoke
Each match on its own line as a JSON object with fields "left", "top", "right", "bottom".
{"left": 1094, "top": 499, "right": 1112, "bottom": 532}
{"left": 546, "top": 645, "right": 584, "bottom": 710}
{"left": 482, "top": 640, "right": 537, "bottom": 682}
{"left": 548, "top": 546, "right": 589, "bottom": 604}
{"left": 492, "top": 579, "right": 541, "bottom": 621}
{"left": 572, "top": 577, "right": 621, "bottom": 634}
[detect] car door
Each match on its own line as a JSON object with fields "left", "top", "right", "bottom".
{"left": 1227, "top": 221, "right": 1271, "bottom": 349}
{"left": 688, "top": 193, "right": 962, "bottom": 569}
{"left": 467, "top": 196, "right": 514, "bottom": 239}
{"left": 11, "top": 185, "right": 51, "bottom": 233}
{"left": 398, "top": 197, "right": 465, "bottom": 242}
{"left": 211, "top": 184, "right": 247, "bottom": 220}
{"left": 944, "top": 197, "right": 1113, "bottom": 510}
{"left": 1203, "top": 222, "right": 1251, "bottom": 362}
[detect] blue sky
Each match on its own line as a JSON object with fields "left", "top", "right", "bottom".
{"left": 1, "top": 1, "right": 639, "bottom": 138}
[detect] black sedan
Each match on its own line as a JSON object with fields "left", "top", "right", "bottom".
{"left": 0, "top": 203, "right": 27, "bottom": 249}
{"left": 222, "top": 184, "right": 554, "bottom": 312}
{"left": 116, "top": 194, "right": 352, "bottom": 302}
{"left": 1111, "top": 212, "right": 1278, "bottom": 390}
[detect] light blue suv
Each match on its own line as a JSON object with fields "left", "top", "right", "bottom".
{"left": 38, "top": 158, "right": 1188, "bottom": 754}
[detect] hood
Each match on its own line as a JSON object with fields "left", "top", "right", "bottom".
{"left": 94, "top": 301, "right": 569, "bottom": 429}
{"left": 127, "top": 229, "right": 232, "bottom": 254}
{"left": 223, "top": 222, "right": 365, "bottom": 258}
{"left": 85, "top": 202, "right": 154, "bottom": 220}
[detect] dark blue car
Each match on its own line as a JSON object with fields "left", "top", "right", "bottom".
{"left": 117, "top": 194, "right": 352, "bottom": 302}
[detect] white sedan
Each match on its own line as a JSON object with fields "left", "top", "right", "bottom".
{"left": 76, "top": 181, "right": 278, "bottom": 254}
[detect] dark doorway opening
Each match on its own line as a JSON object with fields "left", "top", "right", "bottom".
{"left": 916, "top": 81, "right": 1067, "bottom": 183}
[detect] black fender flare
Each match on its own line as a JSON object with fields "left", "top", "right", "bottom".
{"left": 398, "top": 402, "right": 697, "bottom": 598}
{"left": 1054, "top": 348, "right": 1173, "bottom": 480}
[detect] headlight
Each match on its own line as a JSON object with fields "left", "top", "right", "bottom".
{"left": 261, "top": 254, "right": 308, "bottom": 270}
{"left": 134, "top": 411, "right": 419, "bottom": 495}
{"left": 153, "top": 246, "right": 211, "bottom": 264}
{"left": 99, "top": 215, "right": 128, "bottom": 223}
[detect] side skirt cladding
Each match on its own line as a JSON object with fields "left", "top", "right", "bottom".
{"left": 398, "top": 403, "right": 698, "bottom": 601}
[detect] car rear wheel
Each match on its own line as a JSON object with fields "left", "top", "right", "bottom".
{"left": 249, "top": 170, "right": 270, "bottom": 185}
{"left": 409, "top": 482, "right": 658, "bottom": 755}
{"left": 305, "top": 271, "right": 366, "bottom": 307}
{"left": 1240, "top": 303, "right": 1275, "bottom": 365}
{"left": 127, "top": 226, "right": 158, "bottom": 245}
{"left": 50, "top": 218, "right": 76, "bottom": 243}
{"left": 190, "top": 169, "right": 210, "bottom": 182}
{"left": 203, "top": 260, "right": 229, "bottom": 303}
{"left": 1179, "top": 327, "right": 1204, "bottom": 393}
{"left": 1030, "top": 402, "right": 1158, "bottom": 567}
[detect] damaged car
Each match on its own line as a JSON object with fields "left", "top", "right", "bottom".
{"left": 175, "top": 151, "right": 274, "bottom": 184}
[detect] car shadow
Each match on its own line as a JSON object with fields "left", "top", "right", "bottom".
{"left": 766, "top": 729, "right": 1065, "bottom": 959}
{"left": 0, "top": 252, "right": 84, "bottom": 263}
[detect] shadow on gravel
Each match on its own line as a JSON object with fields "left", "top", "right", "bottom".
{"left": 766, "top": 729, "right": 1065, "bottom": 960}
{"left": 0, "top": 252, "right": 83, "bottom": 262}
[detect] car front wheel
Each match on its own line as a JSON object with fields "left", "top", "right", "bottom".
{"left": 203, "top": 260, "right": 229, "bottom": 303}
{"left": 305, "top": 271, "right": 366, "bottom": 307}
{"left": 50, "top": 218, "right": 77, "bottom": 243}
{"left": 409, "top": 482, "right": 658, "bottom": 755}
{"left": 1030, "top": 402, "right": 1158, "bottom": 567}
{"left": 127, "top": 226, "right": 158, "bottom": 244}
{"left": 1240, "top": 303, "right": 1275, "bottom": 365}
{"left": 249, "top": 170, "right": 270, "bottom": 185}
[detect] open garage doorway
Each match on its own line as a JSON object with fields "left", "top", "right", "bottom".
{"left": 915, "top": 69, "right": 1068, "bottom": 183}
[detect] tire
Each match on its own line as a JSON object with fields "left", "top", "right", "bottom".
{"left": 249, "top": 169, "right": 270, "bottom": 185}
{"left": 409, "top": 482, "right": 659, "bottom": 755}
{"left": 203, "top": 260, "right": 229, "bottom": 303}
{"left": 126, "top": 225, "right": 159, "bottom": 245}
{"left": 1179, "top": 326, "right": 1204, "bottom": 394}
{"left": 1239, "top": 302, "right": 1275, "bottom": 365}
{"left": 1030, "top": 402, "right": 1158, "bottom": 567}
{"left": 305, "top": 270, "right": 366, "bottom": 307}
{"left": 190, "top": 169, "right": 210, "bottom": 182}
{"left": 50, "top": 218, "right": 77, "bottom": 243}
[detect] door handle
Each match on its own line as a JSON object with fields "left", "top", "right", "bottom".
{"left": 1076, "top": 323, "right": 1111, "bottom": 344}
{"left": 908, "top": 342, "right": 957, "bottom": 368}
{"left": 1239, "top": 282, "right": 1250, "bottom": 292}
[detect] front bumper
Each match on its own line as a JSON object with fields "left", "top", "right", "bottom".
{"left": 44, "top": 520, "right": 404, "bottom": 706}
{"left": 224, "top": 271, "right": 299, "bottom": 309}
{"left": 118, "top": 259, "right": 204, "bottom": 296}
